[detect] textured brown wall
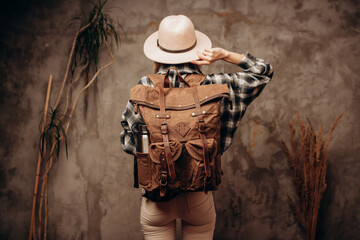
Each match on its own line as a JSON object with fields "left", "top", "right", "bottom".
{"left": 1, "top": 0, "right": 360, "bottom": 239}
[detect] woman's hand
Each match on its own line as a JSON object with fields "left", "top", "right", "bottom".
{"left": 191, "top": 48, "right": 245, "bottom": 65}
{"left": 191, "top": 48, "right": 229, "bottom": 65}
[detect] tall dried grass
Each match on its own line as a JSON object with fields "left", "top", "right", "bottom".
{"left": 281, "top": 113, "right": 343, "bottom": 240}
{"left": 28, "top": 1, "right": 120, "bottom": 239}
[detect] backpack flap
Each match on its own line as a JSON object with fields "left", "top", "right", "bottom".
{"left": 184, "top": 138, "right": 217, "bottom": 162}
{"left": 130, "top": 83, "right": 230, "bottom": 110}
{"left": 149, "top": 141, "right": 182, "bottom": 163}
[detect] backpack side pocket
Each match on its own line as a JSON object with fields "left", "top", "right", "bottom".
{"left": 136, "top": 152, "right": 152, "bottom": 189}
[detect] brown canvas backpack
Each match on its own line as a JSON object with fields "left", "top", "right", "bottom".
{"left": 129, "top": 68, "right": 230, "bottom": 201}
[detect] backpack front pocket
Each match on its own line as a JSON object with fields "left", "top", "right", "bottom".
{"left": 148, "top": 141, "right": 183, "bottom": 189}
{"left": 184, "top": 138, "right": 219, "bottom": 190}
{"left": 144, "top": 138, "right": 221, "bottom": 192}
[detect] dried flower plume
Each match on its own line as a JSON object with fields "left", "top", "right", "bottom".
{"left": 281, "top": 113, "right": 343, "bottom": 240}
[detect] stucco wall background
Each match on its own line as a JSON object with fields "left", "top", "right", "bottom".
{"left": 1, "top": 0, "right": 359, "bottom": 239}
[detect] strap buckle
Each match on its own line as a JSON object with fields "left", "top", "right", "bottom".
{"left": 198, "top": 120, "right": 206, "bottom": 133}
{"left": 160, "top": 122, "right": 168, "bottom": 134}
{"left": 160, "top": 171, "right": 168, "bottom": 186}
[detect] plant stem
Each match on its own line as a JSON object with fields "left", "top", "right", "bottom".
{"left": 60, "top": 56, "right": 90, "bottom": 123}
{"left": 53, "top": 4, "right": 99, "bottom": 110}
{"left": 65, "top": 42, "right": 114, "bottom": 134}
{"left": 34, "top": 43, "right": 114, "bottom": 240}
{"left": 29, "top": 75, "right": 52, "bottom": 240}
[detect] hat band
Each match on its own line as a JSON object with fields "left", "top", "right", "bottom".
{"left": 157, "top": 39, "right": 197, "bottom": 53}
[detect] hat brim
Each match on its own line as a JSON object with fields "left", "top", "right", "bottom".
{"left": 143, "top": 30, "right": 212, "bottom": 64}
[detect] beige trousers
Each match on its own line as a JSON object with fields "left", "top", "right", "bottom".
{"left": 140, "top": 191, "right": 216, "bottom": 240}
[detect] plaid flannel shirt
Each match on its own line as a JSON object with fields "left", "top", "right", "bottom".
{"left": 120, "top": 52, "right": 274, "bottom": 155}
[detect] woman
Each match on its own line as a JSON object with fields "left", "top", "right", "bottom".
{"left": 120, "top": 15, "right": 273, "bottom": 240}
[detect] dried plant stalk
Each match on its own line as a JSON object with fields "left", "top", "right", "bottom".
{"left": 29, "top": 0, "right": 119, "bottom": 239}
{"left": 29, "top": 43, "right": 114, "bottom": 240}
{"left": 281, "top": 113, "right": 343, "bottom": 240}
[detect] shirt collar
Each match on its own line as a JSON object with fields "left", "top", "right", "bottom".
{"left": 157, "top": 63, "right": 203, "bottom": 75}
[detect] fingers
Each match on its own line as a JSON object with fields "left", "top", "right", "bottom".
{"left": 191, "top": 59, "right": 211, "bottom": 65}
{"left": 202, "top": 48, "right": 224, "bottom": 60}
{"left": 204, "top": 48, "right": 214, "bottom": 55}
{"left": 196, "top": 50, "right": 213, "bottom": 61}
{"left": 203, "top": 49, "right": 216, "bottom": 58}
{"left": 190, "top": 48, "right": 220, "bottom": 65}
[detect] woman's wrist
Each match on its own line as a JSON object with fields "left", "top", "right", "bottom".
{"left": 221, "top": 48, "right": 230, "bottom": 60}
{"left": 222, "top": 50, "right": 245, "bottom": 64}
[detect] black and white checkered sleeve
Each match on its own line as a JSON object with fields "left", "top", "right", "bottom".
{"left": 203, "top": 52, "right": 274, "bottom": 153}
{"left": 120, "top": 76, "right": 152, "bottom": 156}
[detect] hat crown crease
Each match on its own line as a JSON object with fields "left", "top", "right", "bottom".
{"left": 158, "top": 15, "right": 197, "bottom": 51}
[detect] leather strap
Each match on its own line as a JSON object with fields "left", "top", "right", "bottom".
{"left": 163, "top": 70, "right": 171, "bottom": 88}
{"left": 159, "top": 87, "right": 176, "bottom": 181}
{"left": 192, "top": 87, "right": 211, "bottom": 180}
{"left": 163, "top": 68, "right": 190, "bottom": 88}
{"left": 159, "top": 151, "right": 168, "bottom": 197}
{"left": 133, "top": 155, "right": 139, "bottom": 188}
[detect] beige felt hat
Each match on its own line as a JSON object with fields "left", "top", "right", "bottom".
{"left": 143, "top": 15, "right": 212, "bottom": 64}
